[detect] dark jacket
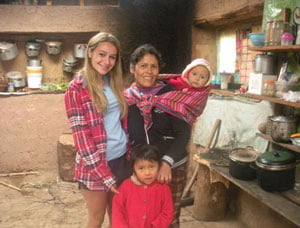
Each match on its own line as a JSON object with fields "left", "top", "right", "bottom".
{"left": 128, "top": 82, "right": 191, "bottom": 166}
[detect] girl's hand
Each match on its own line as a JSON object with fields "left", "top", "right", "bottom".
{"left": 110, "top": 184, "right": 119, "bottom": 194}
{"left": 157, "top": 161, "right": 172, "bottom": 184}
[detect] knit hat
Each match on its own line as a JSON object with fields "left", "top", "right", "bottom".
{"left": 181, "top": 58, "right": 212, "bottom": 87}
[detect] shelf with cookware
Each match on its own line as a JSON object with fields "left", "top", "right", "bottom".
{"left": 246, "top": 93, "right": 300, "bottom": 108}
{"left": 249, "top": 45, "right": 300, "bottom": 52}
{"left": 247, "top": 44, "right": 300, "bottom": 153}
{"left": 210, "top": 165, "right": 300, "bottom": 227}
{"left": 256, "top": 132, "right": 300, "bottom": 154}
{"left": 193, "top": 146, "right": 300, "bottom": 227}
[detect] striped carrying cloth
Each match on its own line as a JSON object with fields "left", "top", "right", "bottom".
{"left": 124, "top": 81, "right": 210, "bottom": 129}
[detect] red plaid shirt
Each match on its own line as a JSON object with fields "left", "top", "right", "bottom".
{"left": 64, "top": 76, "right": 128, "bottom": 191}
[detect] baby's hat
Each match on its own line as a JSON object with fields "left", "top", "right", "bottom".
{"left": 182, "top": 58, "right": 212, "bottom": 87}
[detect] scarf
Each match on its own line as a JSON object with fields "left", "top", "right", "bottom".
{"left": 124, "top": 81, "right": 211, "bottom": 130}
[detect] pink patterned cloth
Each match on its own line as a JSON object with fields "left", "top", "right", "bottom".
{"left": 124, "top": 80, "right": 210, "bottom": 128}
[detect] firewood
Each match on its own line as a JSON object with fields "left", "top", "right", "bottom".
{"left": 0, "top": 171, "right": 39, "bottom": 177}
{"left": 0, "top": 181, "right": 21, "bottom": 192}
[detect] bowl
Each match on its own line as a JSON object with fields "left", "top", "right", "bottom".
{"left": 249, "top": 33, "right": 265, "bottom": 46}
{"left": 291, "top": 137, "right": 300, "bottom": 146}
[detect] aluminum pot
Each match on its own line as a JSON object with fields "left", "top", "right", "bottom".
{"left": 254, "top": 54, "right": 276, "bottom": 75}
{"left": 255, "top": 150, "right": 297, "bottom": 192}
{"left": 229, "top": 146, "right": 259, "bottom": 180}
{"left": 270, "top": 115, "right": 298, "bottom": 142}
{"left": 62, "top": 55, "right": 79, "bottom": 72}
{"left": 73, "top": 43, "right": 87, "bottom": 59}
{"left": 25, "top": 41, "right": 41, "bottom": 57}
{"left": 27, "top": 58, "right": 42, "bottom": 67}
{"left": 0, "top": 42, "right": 18, "bottom": 61}
{"left": 45, "top": 41, "right": 62, "bottom": 55}
{"left": 6, "top": 71, "right": 26, "bottom": 89}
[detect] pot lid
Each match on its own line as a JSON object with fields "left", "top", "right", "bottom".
{"left": 26, "top": 41, "right": 41, "bottom": 48}
{"left": 270, "top": 115, "right": 297, "bottom": 123}
{"left": 0, "top": 42, "right": 15, "bottom": 49}
{"left": 256, "top": 150, "right": 296, "bottom": 166}
{"left": 46, "top": 41, "right": 62, "bottom": 46}
{"left": 74, "top": 43, "right": 87, "bottom": 46}
{"left": 6, "top": 71, "right": 23, "bottom": 79}
{"left": 63, "top": 55, "right": 78, "bottom": 63}
{"left": 229, "top": 147, "right": 259, "bottom": 162}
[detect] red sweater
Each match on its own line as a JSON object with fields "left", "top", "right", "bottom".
{"left": 112, "top": 178, "right": 173, "bottom": 228}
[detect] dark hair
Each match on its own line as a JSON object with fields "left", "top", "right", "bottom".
{"left": 130, "top": 144, "right": 160, "bottom": 165}
{"left": 130, "top": 44, "right": 165, "bottom": 69}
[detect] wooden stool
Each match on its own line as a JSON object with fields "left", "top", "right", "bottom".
{"left": 57, "top": 133, "right": 76, "bottom": 182}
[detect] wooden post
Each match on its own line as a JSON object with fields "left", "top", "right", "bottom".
{"left": 192, "top": 164, "right": 229, "bottom": 221}
{"left": 57, "top": 134, "right": 76, "bottom": 182}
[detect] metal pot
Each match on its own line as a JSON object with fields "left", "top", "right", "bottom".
{"left": 254, "top": 54, "right": 276, "bottom": 75}
{"left": 62, "top": 55, "right": 79, "bottom": 72}
{"left": 229, "top": 146, "right": 259, "bottom": 180}
{"left": 270, "top": 115, "right": 298, "bottom": 142}
{"left": 25, "top": 41, "right": 41, "bottom": 57}
{"left": 45, "top": 41, "right": 62, "bottom": 55}
{"left": 0, "top": 42, "right": 18, "bottom": 61}
{"left": 73, "top": 43, "right": 87, "bottom": 59}
{"left": 6, "top": 71, "right": 26, "bottom": 89}
{"left": 27, "top": 58, "right": 42, "bottom": 67}
{"left": 255, "top": 150, "right": 296, "bottom": 192}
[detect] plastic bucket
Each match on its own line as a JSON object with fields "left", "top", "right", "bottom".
{"left": 27, "top": 71, "right": 43, "bottom": 88}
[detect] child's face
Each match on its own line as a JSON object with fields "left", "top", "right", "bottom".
{"left": 188, "top": 65, "right": 210, "bottom": 88}
{"left": 133, "top": 159, "right": 159, "bottom": 185}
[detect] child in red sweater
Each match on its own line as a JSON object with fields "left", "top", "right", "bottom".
{"left": 112, "top": 144, "right": 173, "bottom": 228}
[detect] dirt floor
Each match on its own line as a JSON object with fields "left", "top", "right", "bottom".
{"left": 0, "top": 169, "right": 98, "bottom": 228}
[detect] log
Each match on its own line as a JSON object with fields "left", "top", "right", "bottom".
{"left": 57, "top": 134, "right": 76, "bottom": 182}
{"left": 192, "top": 164, "right": 229, "bottom": 221}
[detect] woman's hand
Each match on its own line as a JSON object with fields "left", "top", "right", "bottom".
{"left": 157, "top": 161, "right": 172, "bottom": 184}
{"left": 110, "top": 184, "right": 119, "bottom": 194}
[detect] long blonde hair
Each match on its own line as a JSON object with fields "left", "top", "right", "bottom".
{"left": 83, "top": 32, "right": 127, "bottom": 118}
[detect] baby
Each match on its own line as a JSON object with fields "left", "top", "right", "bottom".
{"left": 165, "top": 58, "right": 212, "bottom": 91}
{"left": 112, "top": 144, "right": 173, "bottom": 228}
{"left": 157, "top": 58, "right": 212, "bottom": 125}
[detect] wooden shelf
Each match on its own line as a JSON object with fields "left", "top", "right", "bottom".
{"left": 256, "top": 133, "right": 300, "bottom": 154}
{"left": 210, "top": 165, "right": 300, "bottom": 227}
{"left": 246, "top": 93, "right": 300, "bottom": 108}
{"left": 248, "top": 45, "right": 300, "bottom": 52}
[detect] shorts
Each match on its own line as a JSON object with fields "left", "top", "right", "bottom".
{"left": 78, "top": 154, "right": 132, "bottom": 190}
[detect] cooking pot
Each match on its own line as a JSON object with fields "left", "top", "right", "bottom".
{"left": 0, "top": 42, "right": 18, "bottom": 61}
{"left": 229, "top": 146, "right": 259, "bottom": 180}
{"left": 25, "top": 41, "right": 41, "bottom": 57}
{"left": 73, "top": 43, "right": 87, "bottom": 59}
{"left": 254, "top": 54, "right": 276, "bottom": 75}
{"left": 63, "top": 55, "right": 79, "bottom": 72}
{"left": 270, "top": 115, "right": 298, "bottom": 142}
{"left": 6, "top": 71, "right": 26, "bottom": 89}
{"left": 45, "top": 41, "right": 62, "bottom": 55}
{"left": 27, "top": 58, "right": 42, "bottom": 67}
{"left": 255, "top": 150, "right": 297, "bottom": 192}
